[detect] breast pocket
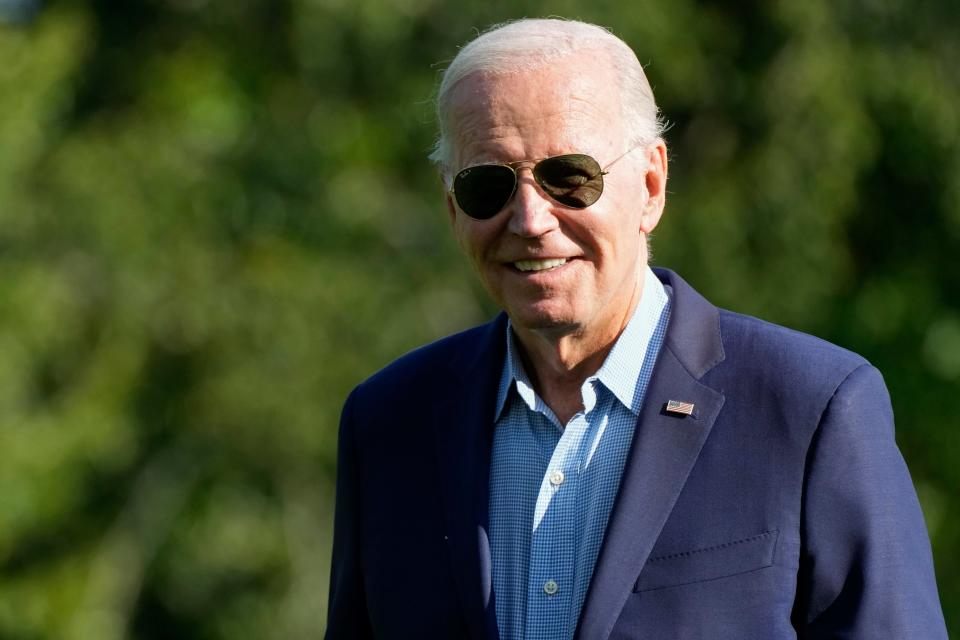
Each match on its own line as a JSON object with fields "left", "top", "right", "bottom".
{"left": 634, "top": 529, "right": 779, "bottom": 592}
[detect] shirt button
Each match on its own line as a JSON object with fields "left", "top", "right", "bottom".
{"left": 549, "top": 470, "right": 565, "bottom": 486}
{"left": 543, "top": 580, "right": 559, "bottom": 596}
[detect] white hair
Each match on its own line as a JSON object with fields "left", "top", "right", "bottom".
{"left": 429, "top": 18, "right": 666, "bottom": 179}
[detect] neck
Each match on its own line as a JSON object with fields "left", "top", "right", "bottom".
{"left": 512, "top": 272, "right": 646, "bottom": 424}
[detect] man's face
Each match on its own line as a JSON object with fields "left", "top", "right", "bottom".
{"left": 445, "top": 60, "right": 667, "bottom": 340}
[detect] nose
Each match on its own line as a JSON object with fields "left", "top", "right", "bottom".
{"left": 506, "top": 170, "right": 560, "bottom": 238}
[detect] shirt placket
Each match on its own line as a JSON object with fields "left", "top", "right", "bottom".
{"left": 525, "top": 406, "right": 591, "bottom": 640}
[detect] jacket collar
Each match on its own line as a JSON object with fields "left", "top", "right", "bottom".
{"left": 655, "top": 267, "right": 726, "bottom": 378}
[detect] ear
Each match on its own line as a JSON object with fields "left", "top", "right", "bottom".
{"left": 640, "top": 140, "right": 668, "bottom": 234}
{"left": 440, "top": 171, "right": 460, "bottom": 225}
{"left": 445, "top": 191, "right": 458, "bottom": 226}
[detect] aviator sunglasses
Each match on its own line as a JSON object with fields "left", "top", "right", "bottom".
{"left": 450, "top": 146, "right": 639, "bottom": 220}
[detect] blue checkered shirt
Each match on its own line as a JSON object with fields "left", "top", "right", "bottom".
{"left": 489, "top": 268, "right": 671, "bottom": 640}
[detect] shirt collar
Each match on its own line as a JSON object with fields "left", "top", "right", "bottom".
{"left": 495, "top": 319, "right": 540, "bottom": 420}
{"left": 494, "top": 265, "right": 669, "bottom": 420}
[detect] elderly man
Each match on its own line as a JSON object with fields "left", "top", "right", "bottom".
{"left": 326, "top": 18, "right": 946, "bottom": 640}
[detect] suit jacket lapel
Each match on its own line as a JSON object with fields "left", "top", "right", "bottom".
{"left": 576, "top": 269, "right": 727, "bottom": 640}
{"left": 432, "top": 315, "right": 506, "bottom": 640}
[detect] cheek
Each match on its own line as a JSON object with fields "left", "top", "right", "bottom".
{"left": 568, "top": 218, "right": 620, "bottom": 259}
{"left": 453, "top": 223, "right": 492, "bottom": 269}
{"left": 452, "top": 220, "right": 475, "bottom": 254}
{"left": 453, "top": 227, "right": 469, "bottom": 255}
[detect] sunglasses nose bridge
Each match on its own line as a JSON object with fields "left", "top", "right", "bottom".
{"left": 506, "top": 160, "right": 537, "bottom": 188}
{"left": 506, "top": 167, "right": 561, "bottom": 238}
{"left": 511, "top": 160, "right": 557, "bottom": 200}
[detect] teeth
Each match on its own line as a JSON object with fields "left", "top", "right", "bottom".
{"left": 514, "top": 258, "right": 567, "bottom": 272}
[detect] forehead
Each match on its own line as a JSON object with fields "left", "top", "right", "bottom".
{"left": 446, "top": 60, "right": 625, "bottom": 167}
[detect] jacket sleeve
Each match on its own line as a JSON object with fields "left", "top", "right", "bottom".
{"left": 792, "top": 364, "right": 947, "bottom": 638}
{"left": 325, "top": 387, "right": 375, "bottom": 639}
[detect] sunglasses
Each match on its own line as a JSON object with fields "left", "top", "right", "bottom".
{"left": 450, "top": 147, "right": 638, "bottom": 220}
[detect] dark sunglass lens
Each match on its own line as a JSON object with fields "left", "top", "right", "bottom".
{"left": 535, "top": 154, "right": 604, "bottom": 208}
{"left": 453, "top": 164, "right": 517, "bottom": 219}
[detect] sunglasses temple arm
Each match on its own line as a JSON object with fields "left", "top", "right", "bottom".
{"left": 602, "top": 143, "right": 645, "bottom": 171}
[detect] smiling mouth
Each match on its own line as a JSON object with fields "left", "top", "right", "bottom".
{"left": 513, "top": 258, "right": 568, "bottom": 272}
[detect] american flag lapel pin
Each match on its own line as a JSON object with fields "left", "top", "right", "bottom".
{"left": 665, "top": 399, "right": 695, "bottom": 416}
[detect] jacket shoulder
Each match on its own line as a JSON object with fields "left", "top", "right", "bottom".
{"left": 354, "top": 315, "right": 504, "bottom": 404}
{"left": 715, "top": 309, "right": 871, "bottom": 389}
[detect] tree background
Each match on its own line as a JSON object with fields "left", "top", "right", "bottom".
{"left": 1, "top": 0, "right": 957, "bottom": 637}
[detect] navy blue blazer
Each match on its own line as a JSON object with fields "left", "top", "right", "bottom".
{"left": 326, "top": 268, "right": 946, "bottom": 639}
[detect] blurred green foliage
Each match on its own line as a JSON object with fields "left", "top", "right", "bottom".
{"left": 0, "top": 0, "right": 956, "bottom": 637}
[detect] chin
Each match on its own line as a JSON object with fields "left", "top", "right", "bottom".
{"left": 508, "top": 304, "right": 580, "bottom": 335}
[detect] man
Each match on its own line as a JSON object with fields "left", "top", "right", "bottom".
{"left": 326, "top": 18, "right": 946, "bottom": 639}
